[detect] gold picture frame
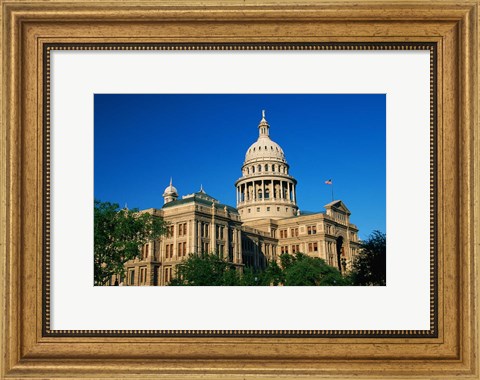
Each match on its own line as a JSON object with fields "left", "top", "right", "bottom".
{"left": 1, "top": 0, "right": 478, "bottom": 378}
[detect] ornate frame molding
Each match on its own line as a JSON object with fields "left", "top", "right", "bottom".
{"left": 1, "top": 1, "right": 478, "bottom": 378}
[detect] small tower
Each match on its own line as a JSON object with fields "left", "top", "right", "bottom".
{"left": 162, "top": 178, "right": 178, "bottom": 204}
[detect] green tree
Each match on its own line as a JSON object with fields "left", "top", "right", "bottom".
{"left": 170, "top": 253, "right": 240, "bottom": 286}
{"left": 94, "top": 200, "right": 166, "bottom": 286}
{"left": 280, "top": 253, "right": 349, "bottom": 286}
{"left": 260, "top": 260, "right": 284, "bottom": 286}
{"left": 350, "top": 230, "right": 386, "bottom": 286}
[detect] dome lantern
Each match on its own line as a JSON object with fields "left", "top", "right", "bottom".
{"left": 258, "top": 110, "right": 270, "bottom": 137}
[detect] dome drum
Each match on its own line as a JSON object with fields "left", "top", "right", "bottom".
{"left": 241, "top": 162, "right": 290, "bottom": 177}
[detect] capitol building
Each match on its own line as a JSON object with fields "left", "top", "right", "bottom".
{"left": 118, "top": 112, "right": 361, "bottom": 286}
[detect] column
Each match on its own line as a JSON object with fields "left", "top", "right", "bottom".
{"left": 186, "top": 220, "right": 191, "bottom": 254}
{"left": 292, "top": 184, "right": 296, "bottom": 203}
{"left": 173, "top": 223, "right": 177, "bottom": 259}
{"left": 225, "top": 225, "right": 230, "bottom": 261}
{"left": 271, "top": 179, "right": 274, "bottom": 200}
{"left": 262, "top": 179, "right": 265, "bottom": 201}
{"left": 287, "top": 182, "right": 291, "bottom": 202}
{"left": 237, "top": 229, "right": 242, "bottom": 263}
{"left": 211, "top": 220, "right": 215, "bottom": 254}
{"left": 193, "top": 219, "right": 197, "bottom": 254}
{"left": 197, "top": 221, "right": 202, "bottom": 253}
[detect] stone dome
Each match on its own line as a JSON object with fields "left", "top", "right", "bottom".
{"left": 245, "top": 137, "right": 286, "bottom": 163}
{"left": 244, "top": 112, "right": 286, "bottom": 164}
{"left": 163, "top": 178, "right": 178, "bottom": 196}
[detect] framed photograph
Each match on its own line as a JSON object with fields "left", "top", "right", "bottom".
{"left": 1, "top": 0, "right": 478, "bottom": 378}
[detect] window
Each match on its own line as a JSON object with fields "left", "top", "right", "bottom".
{"left": 165, "top": 243, "right": 174, "bottom": 259}
{"left": 290, "top": 227, "right": 299, "bottom": 237}
{"left": 139, "top": 267, "right": 147, "bottom": 284}
{"left": 201, "top": 222, "right": 209, "bottom": 238}
{"left": 202, "top": 242, "right": 209, "bottom": 253}
{"left": 308, "top": 242, "right": 318, "bottom": 252}
{"left": 272, "top": 164, "right": 276, "bottom": 172}
{"left": 279, "top": 229, "right": 287, "bottom": 238}
{"left": 129, "top": 270, "right": 135, "bottom": 285}
{"left": 178, "top": 222, "right": 187, "bottom": 237}
{"left": 248, "top": 208, "right": 251, "bottom": 213}
{"left": 291, "top": 244, "right": 300, "bottom": 254}
{"left": 177, "top": 242, "right": 187, "bottom": 258}
{"left": 166, "top": 225, "right": 174, "bottom": 237}
{"left": 265, "top": 164, "right": 269, "bottom": 171}
{"left": 257, "top": 207, "right": 260, "bottom": 212}
{"left": 216, "top": 225, "right": 224, "bottom": 240}
{"left": 281, "top": 246, "right": 288, "bottom": 254}
{"left": 164, "top": 267, "right": 172, "bottom": 284}
{"left": 277, "top": 207, "right": 280, "bottom": 211}
{"left": 267, "top": 207, "right": 270, "bottom": 211}
{"left": 258, "top": 165, "right": 262, "bottom": 172}
{"left": 307, "top": 225, "right": 317, "bottom": 235}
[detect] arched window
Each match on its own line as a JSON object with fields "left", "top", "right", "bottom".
{"left": 259, "top": 146, "right": 262, "bottom": 151}
{"left": 265, "top": 189, "right": 270, "bottom": 199}
{"left": 265, "top": 164, "right": 269, "bottom": 171}
{"left": 252, "top": 166, "right": 255, "bottom": 173}
{"left": 246, "top": 167, "right": 249, "bottom": 174}
{"left": 272, "top": 164, "right": 276, "bottom": 172}
{"left": 258, "top": 165, "right": 262, "bottom": 172}
{"left": 258, "top": 189, "right": 263, "bottom": 199}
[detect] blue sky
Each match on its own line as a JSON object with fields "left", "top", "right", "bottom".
{"left": 94, "top": 94, "right": 385, "bottom": 239}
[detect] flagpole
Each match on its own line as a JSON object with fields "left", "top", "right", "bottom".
{"left": 325, "top": 179, "right": 334, "bottom": 201}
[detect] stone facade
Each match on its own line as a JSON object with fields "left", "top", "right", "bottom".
{"left": 114, "top": 112, "right": 360, "bottom": 286}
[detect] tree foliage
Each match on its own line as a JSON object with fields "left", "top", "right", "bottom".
{"left": 169, "top": 253, "right": 240, "bottom": 286}
{"left": 350, "top": 230, "right": 386, "bottom": 286}
{"left": 94, "top": 199, "right": 166, "bottom": 285}
{"left": 279, "top": 253, "right": 350, "bottom": 286}
{"left": 170, "top": 251, "right": 349, "bottom": 286}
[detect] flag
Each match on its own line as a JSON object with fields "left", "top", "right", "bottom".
{"left": 325, "top": 179, "right": 332, "bottom": 185}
